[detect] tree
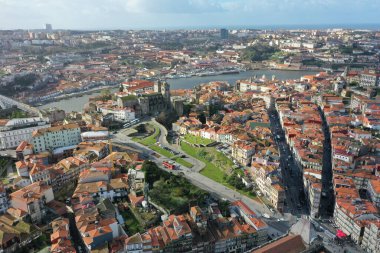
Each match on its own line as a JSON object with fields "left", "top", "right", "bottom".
{"left": 227, "top": 172, "right": 245, "bottom": 190}
{"left": 349, "top": 81, "right": 358, "bottom": 87}
{"left": 142, "top": 160, "right": 169, "bottom": 187}
{"left": 100, "top": 89, "right": 112, "bottom": 101}
{"left": 241, "top": 43, "right": 279, "bottom": 62}
{"left": 197, "top": 112, "right": 206, "bottom": 124}
{"left": 135, "top": 124, "right": 147, "bottom": 133}
{"left": 10, "top": 110, "right": 27, "bottom": 119}
{"left": 156, "top": 111, "right": 179, "bottom": 130}
{"left": 101, "top": 89, "right": 111, "bottom": 96}
{"left": 183, "top": 103, "right": 193, "bottom": 116}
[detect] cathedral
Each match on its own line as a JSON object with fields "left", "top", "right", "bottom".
{"left": 117, "top": 80, "right": 171, "bottom": 116}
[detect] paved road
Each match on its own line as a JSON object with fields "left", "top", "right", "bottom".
{"left": 112, "top": 120, "right": 275, "bottom": 218}
{"left": 318, "top": 107, "right": 334, "bottom": 218}
{"left": 268, "top": 109, "right": 309, "bottom": 216}
{"left": 314, "top": 219, "right": 365, "bottom": 253}
{"left": 151, "top": 118, "right": 205, "bottom": 172}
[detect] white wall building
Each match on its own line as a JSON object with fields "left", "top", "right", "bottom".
{"left": 0, "top": 117, "right": 50, "bottom": 150}
{"left": 303, "top": 170, "right": 322, "bottom": 218}
{"left": 98, "top": 107, "right": 136, "bottom": 121}
{"left": 361, "top": 222, "right": 380, "bottom": 253}
{"left": 31, "top": 123, "right": 81, "bottom": 153}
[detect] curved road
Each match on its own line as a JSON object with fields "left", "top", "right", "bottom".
{"left": 113, "top": 119, "right": 275, "bottom": 218}
{"left": 151, "top": 118, "right": 205, "bottom": 172}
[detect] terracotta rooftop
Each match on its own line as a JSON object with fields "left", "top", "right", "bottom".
{"left": 252, "top": 235, "right": 306, "bottom": 253}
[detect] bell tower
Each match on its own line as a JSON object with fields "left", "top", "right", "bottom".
{"left": 161, "top": 81, "right": 170, "bottom": 105}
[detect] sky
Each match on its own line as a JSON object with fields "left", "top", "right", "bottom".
{"left": 0, "top": 0, "right": 380, "bottom": 30}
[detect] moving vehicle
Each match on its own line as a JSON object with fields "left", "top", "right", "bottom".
{"left": 162, "top": 161, "right": 176, "bottom": 170}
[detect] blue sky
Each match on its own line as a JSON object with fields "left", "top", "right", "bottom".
{"left": 0, "top": 0, "right": 379, "bottom": 30}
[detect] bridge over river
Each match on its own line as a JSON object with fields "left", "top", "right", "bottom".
{"left": 0, "top": 94, "right": 41, "bottom": 117}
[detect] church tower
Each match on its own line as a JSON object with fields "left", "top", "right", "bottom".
{"left": 161, "top": 81, "right": 171, "bottom": 106}
{"left": 154, "top": 80, "right": 162, "bottom": 93}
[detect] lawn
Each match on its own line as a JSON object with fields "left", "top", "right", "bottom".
{"left": 133, "top": 124, "right": 161, "bottom": 146}
{"left": 150, "top": 146, "right": 193, "bottom": 168}
{"left": 180, "top": 142, "right": 258, "bottom": 200}
{"left": 184, "top": 134, "right": 215, "bottom": 146}
{"left": 150, "top": 144, "right": 173, "bottom": 158}
{"left": 173, "top": 157, "right": 193, "bottom": 168}
{"left": 140, "top": 128, "right": 160, "bottom": 146}
{"left": 181, "top": 141, "right": 227, "bottom": 183}
{"left": 132, "top": 125, "right": 194, "bottom": 168}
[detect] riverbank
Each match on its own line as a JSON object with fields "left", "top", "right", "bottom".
{"left": 38, "top": 69, "right": 317, "bottom": 112}
{"left": 33, "top": 85, "right": 118, "bottom": 107}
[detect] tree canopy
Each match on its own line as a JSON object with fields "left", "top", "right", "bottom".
{"left": 241, "top": 43, "right": 279, "bottom": 62}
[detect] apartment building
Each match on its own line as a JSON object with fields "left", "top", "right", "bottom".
{"left": 367, "top": 179, "right": 380, "bottom": 208}
{"left": 124, "top": 233, "right": 144, "bottom": 252}
{"left": 232, "top": 140, "right": 256, "bottom": 166}
{"left": 334, "top": 197, "right": 378, "bottom": 244}
{"left": 55, "top": 156, "right": 89, "bottom": 185}
{"left": 303, "top": 170, "right": 322, "bottom": 218}
{"left": 251, "top": 162, "right": 285, "bottom": 212}
{"left": 0, "top": 117, "right": 50, "bottom": 150}
{"left": 50, "top": 218, "right": 76, "bottom": 252}
{"left": 75, "top": 207, "right": 121, "bottom": 251}
{"left": 172, "top": 116, "right": 202, "bottom": 135}
{"left": 31, "top": 123, "right": 81, "bottom": 153}
{"left": 0, "top": 214, "right": 42, "bottom": 253}
{"left": 98, "top": 106, "right": 136, "bottom": 121}
{"left": 361, "top": 221, "right": 380, "bottom": 253}
{"left": 15, "top": 140, "right": 34, "bottom": 160}
{"left": 359, "top": 70, "right": 380, "bottom": 87}
{"left": 229, "top": 200, "right": 268, "bottom": 244}
{"left": 9, "top": 181, "right": 54, "bottom": 223}
{"left": 29, "top": 163, "right": 53, "bottom": 184}
{"left": 72, "top": 169, "right": 128, "bottom": 202}
{"left": 73, "top": 141, "right": 109, "bottom": 162}
{"left": 122, "top": 80, "right": 155, "bottom": 95}
{"left": 119, "top": 202, "right": 268, "bottom": 253}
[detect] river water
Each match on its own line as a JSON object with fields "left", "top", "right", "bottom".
{"left": 38, "top": 69, "right": 317, "bottom": 112}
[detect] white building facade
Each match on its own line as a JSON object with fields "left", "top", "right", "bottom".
{"left": 0, "top": 117, "right": 50, "bottom": 150}
{"left": 31, "top": 123, "right": 81, "bottom": 153}
{"left": 98, "top": 107, "right": 136, "bottom": 121}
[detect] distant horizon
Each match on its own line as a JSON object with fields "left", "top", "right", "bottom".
{"left": 2, "top": 23, "right": 380, "bottom": 32}
{"left": 1, "top": 0, "right": 380, "bottom": 31}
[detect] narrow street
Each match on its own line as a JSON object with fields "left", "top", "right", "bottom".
{"left": 68, "top": 212, "right": 86, "bottom": 252}
{"left": 268, "top": 108, "right": 309, "bottom": 216}
{"left": 318, "top": 107, "right": 334, "bottom": 217}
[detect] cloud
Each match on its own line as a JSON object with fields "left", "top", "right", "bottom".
{"left": 0, "top": 0, "right": 379, "bottom": 29}
{"left": 123, "top": 0, "right": 225, "bottom": 13}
